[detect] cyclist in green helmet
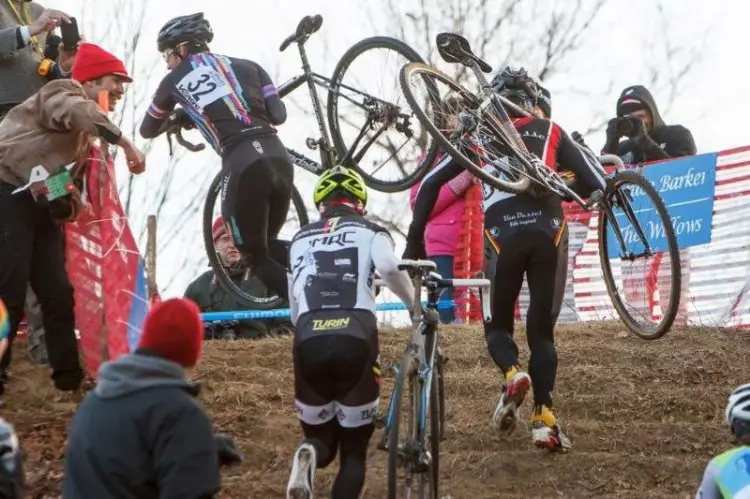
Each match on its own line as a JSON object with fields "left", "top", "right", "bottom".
{"left": 696, "top": 384, "right": 750, "bottom": 498}
{"left": 285, "top": 166, "right": 414, "bottom": 499}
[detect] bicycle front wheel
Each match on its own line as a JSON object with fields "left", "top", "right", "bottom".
{"left": 328, "top": 37, "right": 438, "bottom": 193}
{"left": 202, "top": 171, "right": 310, "bottom": 310}
{"left": 598, "top": 170, "right": 681, "bottom": 339}
{"left": 399, "top": 62, "right": 531, "bottom": 194}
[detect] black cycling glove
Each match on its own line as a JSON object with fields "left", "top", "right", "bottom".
{"left": 214, "top": 433, "right": 243, "bottom": 467}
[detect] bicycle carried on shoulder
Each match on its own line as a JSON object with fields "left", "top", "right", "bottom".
{"left": 375, "top": 259, "right": 491, "bottom": 499}
{"left": 398, "top": 33, "right": 681, "bottom": 340}
{"left": 166, "top": 14, "right": 438, "bottom": 310}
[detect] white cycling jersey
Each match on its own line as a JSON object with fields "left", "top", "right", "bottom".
{"left": 287, "top": 215, "right": 414, "bottom": 325}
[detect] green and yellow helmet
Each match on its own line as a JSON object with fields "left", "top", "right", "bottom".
{"left": 313, "top": 165, "right": 368, "bottom": 208}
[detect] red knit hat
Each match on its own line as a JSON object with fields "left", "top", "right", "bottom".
{"left": 212, "top": 216, "right": 227, "bottom": 241}
{"left": 72, "top": 42, "right": 133, "bottom": 84}
{"left": 138, "top": 298, "right": 204, "bottom": 368}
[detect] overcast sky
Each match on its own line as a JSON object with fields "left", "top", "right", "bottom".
{"left": 46, "top": 0, "right": 750, "bottom": 297}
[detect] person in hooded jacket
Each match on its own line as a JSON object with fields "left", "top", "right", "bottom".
{"left": 601, "top": 85, "right": 697, "bottom": 164}
{"left": 63, "top": 297, "right": 243, "bottom": 499}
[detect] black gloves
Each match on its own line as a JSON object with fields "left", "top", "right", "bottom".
{"left": 214, "top": 433, "right": 243, "bottom": 467}
{"left": 571, "top": 131, "right": 588, "bottom": 148}
{"left": 173, "top": 108, "right": 195, "bottom": 130}
{"left": 602, "top": 117, "right": 622, "bottom": 154}
{"left": 402, "top": 226, "right": 426, "bottom": 260}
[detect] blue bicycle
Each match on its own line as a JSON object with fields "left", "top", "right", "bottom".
{"left": 376, "top": 259, "right": 491, "bottom": 499}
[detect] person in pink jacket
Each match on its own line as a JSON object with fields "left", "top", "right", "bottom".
{"left": 409, "top": 154, "right": 475, "bottom": 323}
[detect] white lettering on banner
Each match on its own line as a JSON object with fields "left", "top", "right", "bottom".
{"left": 620, "top": 216, "right": 704, "bottom": 245}
{"left": 628, "top": 168, "right": 708, "bottom": 198}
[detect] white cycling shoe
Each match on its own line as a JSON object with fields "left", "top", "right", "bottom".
{"left": 286, "top": 442, "right": 317, "bottom": 499}
{"left": 492, "top": 368, "right": 531, "bottom": 433}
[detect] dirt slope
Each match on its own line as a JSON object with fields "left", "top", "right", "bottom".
{"left": 3, "top": 322, "right": 749, "bottom": 498}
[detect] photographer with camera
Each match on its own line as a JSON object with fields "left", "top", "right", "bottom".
{"left": 601, "top": 85, "right": 696, "bottom": 164}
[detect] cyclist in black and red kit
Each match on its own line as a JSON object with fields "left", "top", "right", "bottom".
{"left": 139, "top": 12, "right": 292, "bottom": 300}
{"left": 404, "top": 66, "right": 608, "bottom": 452}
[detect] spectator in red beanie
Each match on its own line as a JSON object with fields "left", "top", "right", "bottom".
{"left": 71, "top": 42, "right": 131, "bottom": 113}
{"left": 63, "top": 298, "right": 242, "bottom": 499}
{"left": 0, "top": 42, "right": 146, "bottom": 397}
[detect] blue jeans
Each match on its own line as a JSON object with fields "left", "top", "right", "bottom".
{"left": 430, "top": 255, "right": 455, "bottom": 324}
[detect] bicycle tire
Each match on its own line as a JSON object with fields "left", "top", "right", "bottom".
{"left": 598, "top": 170, "right": 681, "bottom": 339}
{"left": 387, "top": 352, "right": 412, "bottom": 499}
{"left": 399, "top": 62, "right": 531, "bottom": 194}
{"left": 203, "top": 171, "right": 310, "bottom": 310}
{"left": 437, "top": 351, "right": 446, "bottom": 441}
{"left": 328, "top": 37, "right": 438, "bottom": 193}
{"left": 428, "top": 364, "right": 440, "bottom": 499}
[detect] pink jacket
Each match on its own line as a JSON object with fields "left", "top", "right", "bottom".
{"left": 409, "top": 158, "right": 475, "bottom": 257}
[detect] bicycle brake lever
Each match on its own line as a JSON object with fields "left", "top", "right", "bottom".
{"left": 166, "top": 131, "right": 174, "bottom": 157}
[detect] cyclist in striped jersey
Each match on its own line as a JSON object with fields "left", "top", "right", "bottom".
{"left": 139, "top": 12, "right": 293, "bottom": 300}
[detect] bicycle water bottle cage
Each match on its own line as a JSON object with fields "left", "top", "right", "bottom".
{"left": 435, "top": 33, "right": 493, "bottom": 73}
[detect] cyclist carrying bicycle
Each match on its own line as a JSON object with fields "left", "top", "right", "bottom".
{"left": 404, "top": 66, "right": 608, "bottom": 452}
{"left": 696, "top": 384, "right": 750, "bottom": 498}
{"left": 139, "top": 12, "right": 293, "bottom": 300}
{"left": 284, "top": 166, "right": 414, "bottom": 499}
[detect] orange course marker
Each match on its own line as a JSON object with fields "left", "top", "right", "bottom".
{"left": 97, "top": 90, "right": 109, "bottom": 113}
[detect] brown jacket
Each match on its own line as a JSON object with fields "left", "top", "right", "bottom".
{"left": 0, "top": 79, "right": 122, "bottom": 188}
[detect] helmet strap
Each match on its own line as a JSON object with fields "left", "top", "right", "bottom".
{"left": 319, "top": 198, "right": 365, "bottom": 216}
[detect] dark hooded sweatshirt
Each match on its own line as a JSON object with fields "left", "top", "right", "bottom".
{"left": 606, "top": 85, "right": 697, "bottom": 164}
{"left": 62, "top": 353, "right": 221, "bottom": 499}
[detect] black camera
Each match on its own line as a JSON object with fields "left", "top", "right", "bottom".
{"left": 615, "top": 115, "right": 642, "bottom": 138}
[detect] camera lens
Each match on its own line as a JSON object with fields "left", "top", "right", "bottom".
{"left": 616, "top": 117, "right": 633, "bottom": 136}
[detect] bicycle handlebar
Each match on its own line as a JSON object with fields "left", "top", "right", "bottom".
{"left": 164, "top": 114, "right": 205, "bottom": 155}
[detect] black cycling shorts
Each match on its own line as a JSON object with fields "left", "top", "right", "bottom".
{"left": 220, "top": 133, "right": 294, "bottom": 298}
{"left": 293, "top": 310, "right": 380, "bottom": 429}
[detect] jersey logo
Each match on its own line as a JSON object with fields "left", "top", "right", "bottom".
{"left": 177, "top": 65, "right": 231, "bottom": 112}
{"left": 312, "top": 317, "right": 350, "bottom": 331}
{"left": 309, "top": 231, "right": 356, "bottom": 248}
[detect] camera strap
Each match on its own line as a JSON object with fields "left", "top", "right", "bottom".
{"left": 6, "top": 0, "right": 42, "bottom": 56}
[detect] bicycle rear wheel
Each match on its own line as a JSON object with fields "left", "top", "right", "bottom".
{"left": 202, "top": 171, "right": 310, "bottom": 310}
{"left": 598, "top": 170, "right": 681, "bottom": 339}
{"left": 399, "top": 62, "right": 531, "bottom": 194}
{"left": 328, "top": 37, "right": 438, "bottom": 193}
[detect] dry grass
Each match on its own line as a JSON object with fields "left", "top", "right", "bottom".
{"left": 3, "top": 322, "right": 750, "bottom": 498}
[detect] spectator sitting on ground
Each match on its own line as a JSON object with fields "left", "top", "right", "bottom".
{"left": 63, "top": 298, "right": 243, "bottom": 498}
{"left": 601, "top": 84, "right": 697, "bottom": 164}
{"left": 185, "top": 217, "right": 293, "bottom": 339}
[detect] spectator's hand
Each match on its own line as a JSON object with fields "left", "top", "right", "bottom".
{"left": 29, "top": 10, "right": 71, "bottom": 37}
{"left": 602, "top": 117, "right": 622, "bottom": 154}
{"left": 214, "top": 433, "right": 243, "bottom": 467}
{"left": 120, "top": 139, "right": 146, "bottom": 174}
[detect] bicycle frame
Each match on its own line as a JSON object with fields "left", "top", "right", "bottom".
{"left": 277, "top": 37, "right": 411, "bottom": 177}
{"left": 445, "top": 58, "right": 658, "bottom": 260}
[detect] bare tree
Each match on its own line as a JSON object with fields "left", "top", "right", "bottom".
{"left": 77, "top": 0, "right": 212, "bottom": 294}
